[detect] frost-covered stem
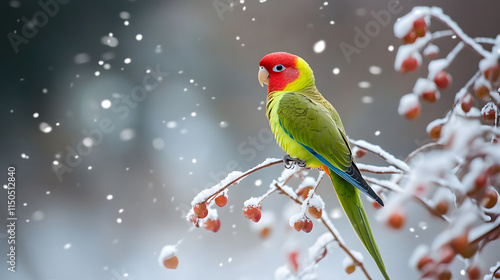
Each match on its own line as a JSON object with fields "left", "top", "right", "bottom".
{"left": 474, "top": 37, "right": 497, "bottom": 45}
{"left": 430, "top": 8, "right": 489, "bottom": 58}
{"left": 357, "top": 163, "right": 404, "bottom": 174}
{"left": 364, "top": 177, "right": 403, "bottom": 193}
{"left": 405, "top": 142, "right": 444, "bottom": 163}
{"left": 470, "top": 221, "right": 500, "bottom": 248}
{"left": 430, "top": 30, "right": 454, "bottom": 41}
{"left": 350, "top": 139, "right": 410, "bottom": 173}
{"left": 299, "top": 171, "right": 325, "bottom": 214}
{"left": 320, "top": 215, "right": 372, "bottom": 280}
{"left": 492, "top": 265, "right": 500, "bottom": 280}
{"left": 205, "top": 158, "right": 283, "bottom": 203}
{"left": 273, "top": 183, "right": 373, "bottom": 280}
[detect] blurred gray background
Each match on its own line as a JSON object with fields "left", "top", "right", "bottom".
{"left": 1, "top": 0, "right": 499, "bottom": 279}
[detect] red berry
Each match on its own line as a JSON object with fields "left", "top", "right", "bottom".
{"left": 308, "top": 206, "right": 322, "bottom": 219}
{"left": 484, "top": 64, "right": 500, "bottom": 82}
{"left": 243, "top": 206, "right": 261, "bottom": 222}
{"left": 438, "top": 269, "right": 452, "bottom": 280}
{"left": 400, "top": 56, "right": 418, "bottom": 73}
{"left": 461, "top": 93, "right": 473, "bottom": 113}
{"left": 193, "top": 202, "right": 207, "bottom": 215}
{"left": 345, "top": 264, "right": 356, "bottom": 274}
{"left": 434, "top": 71, "right": 451, "bottom": 89}
{"left": 429, "top": 124, "right": 443, "bottom": 141}
{"left": 483, "top": 108, "right": 497, "bottom": 122}
{"left": 293, "top": 219, "right": 305, "bottom": 231}
{"left": 475, "top": 85, "right": 490, "bottom": 100}
{"left": 387, "top": 211, "right": 405, "bottom": 230}
{"left": 163, "top": 256, "right": 179, "bottom": 269}
{"left": 372, "top": 200, "right": 382, "bottom": 210}
{"left": 474, "top": 172, "right": 488, "bottom": 191}
{"left": 488, "top": 164, "right": 500, "bottom": 175}
{"left": 417, "top": 255, "right": 433, "bottom": 271}
{"left": 413, "top": 17, "right": 427, "bottom": 37}
{"left": 451, "top": 232, "right": 469, "bottom": 255}
{"left": 302, "top": 219, "right": 313, "bottom": 233}
{"left": 405, "top": 104, "right": 420, "bottom": 120}
{"left": 204, "top": 218, "right": 221, "bottom": 233}
{"left": 421, "top": 90, "right": 438, "bottom": 103}
{"left": 215, "top": 195, "right": 228, "bottom": 207}
{"left": 467, "top": 265, "right": 481, "bottom": 280}
{"left": 434, "top": 200, "right": 448, "bottom": 215}
{"left": 482, "top": 188, "right": 498, "bottom": 209}
{"left": 439, "top": 245, "right": 455, "bottom": 264}
{"left": 459, "top": 242, "right": 478, "bottom": 259}
{"left": 494, "top": 270, "right": 500, "bottom": 278}
{"left": 252, "top": 209, "right": 262, "bottom": 223}
{"left": 259, "top": 226, "right": 271, "bottom": 239}
{"left": 355, "top": 148, "right": 366, "bottom": 159}
{"left": 288, "top": 251, "right": 299, "bottom": 272}
{"left": 403, "top": 30, "right": 417, "bottom": 44}
{"left": 297, "top": 186, "right": 313, "bottom": 200}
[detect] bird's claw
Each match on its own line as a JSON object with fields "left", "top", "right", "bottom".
{"left": 283, "top": 155, "right": 307, "bottom": 169}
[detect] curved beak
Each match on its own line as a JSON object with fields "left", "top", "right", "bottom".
{"left": 258, "top": 66, "right": 269, "bottom": 87}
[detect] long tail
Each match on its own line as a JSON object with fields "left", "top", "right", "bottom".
{"left": 327, "top": 168, "right": 390, "bottom": 280}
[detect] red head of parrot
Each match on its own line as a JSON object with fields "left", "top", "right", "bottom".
{"left": 258, "top": 52, "right": 302, "bottom": 92}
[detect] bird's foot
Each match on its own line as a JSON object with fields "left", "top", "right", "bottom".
{"left": 283, "top": 155, "right": 307, "bottom": 169}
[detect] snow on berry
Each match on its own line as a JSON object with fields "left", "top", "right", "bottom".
{"left": 158, "top": 244, "right": 178, "bottom": 269}
{"left": 394, "top": 44, "right": 422, "bottom": 73}
{"left": 398, "top": 93, "right": 420, "bottom": 119}
{"left": 393, "top": 7, "right": 431, "bottom": 39}
{"left": 423, "top": 43, "right": 439, "bottom": 57}
{"left": 413, "top": 78, "right": 440, "bottom": 102}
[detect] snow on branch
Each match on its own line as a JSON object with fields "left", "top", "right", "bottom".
{"left": 350, "top": 139, "right": 410, "bottom": 173}
{"left": 392, "top": 6, "right": 500, "bottom": 279}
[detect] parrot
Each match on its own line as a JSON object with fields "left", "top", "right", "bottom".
{"left": 258, "top": 52, "right": 390, "bottom": 280}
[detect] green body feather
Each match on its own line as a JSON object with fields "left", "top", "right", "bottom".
{"left": 266, "top": 86, "right": 390, "bottom": 279}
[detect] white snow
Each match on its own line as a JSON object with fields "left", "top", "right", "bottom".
{"left": 356, "top": 163, "right": 403, "bottom": 174}
{"left": 425, "top": 118, "right": 446, "bottom": 135}
{"left": 308, "top": 233, "right": 334, "bottom": 262}
{"left": 39, "top": 122, "right": 52, "bottom": 133}
{"left": 394, "top": 45, "right": 423, "bottom": 72}
{"left": 423, "top": 44, "right": 439, "bottom": 56}
{"left": 397, "top": 93, "right": 419, "bottom": 116}
{"left": 313, "top": 40, "right": 326, "bottom": 53}
{"left": 393, "top": 7, "right": 431, "bottom": 39}
{"left": 413, "top": 78, "right": 439, "bottom": 99}
{"left": 408, "top": 244, "right": 429, "bottom": 271}
{"left": 350, "top": 139, "right": 410, "bottom": 173}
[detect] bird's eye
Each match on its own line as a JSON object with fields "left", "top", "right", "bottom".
{"left": 272, "top": 64, "right": 285, "bottom": 72}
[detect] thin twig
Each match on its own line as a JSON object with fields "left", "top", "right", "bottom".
{"left": 274, "top": 182, "right": 373, "bottom": 280}
{"left": 430, "top": 8, "right": 489, "bottom": 58}
{"left": 204, "top": 158, "right": 283, "bottom": 203}
{"left": 405, "top": 142, "right": 444, "bottom": 163}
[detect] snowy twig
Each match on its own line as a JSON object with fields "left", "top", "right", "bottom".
{"left": 190, "top": 158, "right": 282, "bottom": 206}
{"left": 273, "top": 181, "right": 373, "bottom": 280}
{"left": 429, "top": 7, "right": 489, "bottom": 58}
{"left": 350, "top": 139, "right": 410, "bottom": 173}
{"left": 405, "top": 142, "right": 444, "bottom": 163}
